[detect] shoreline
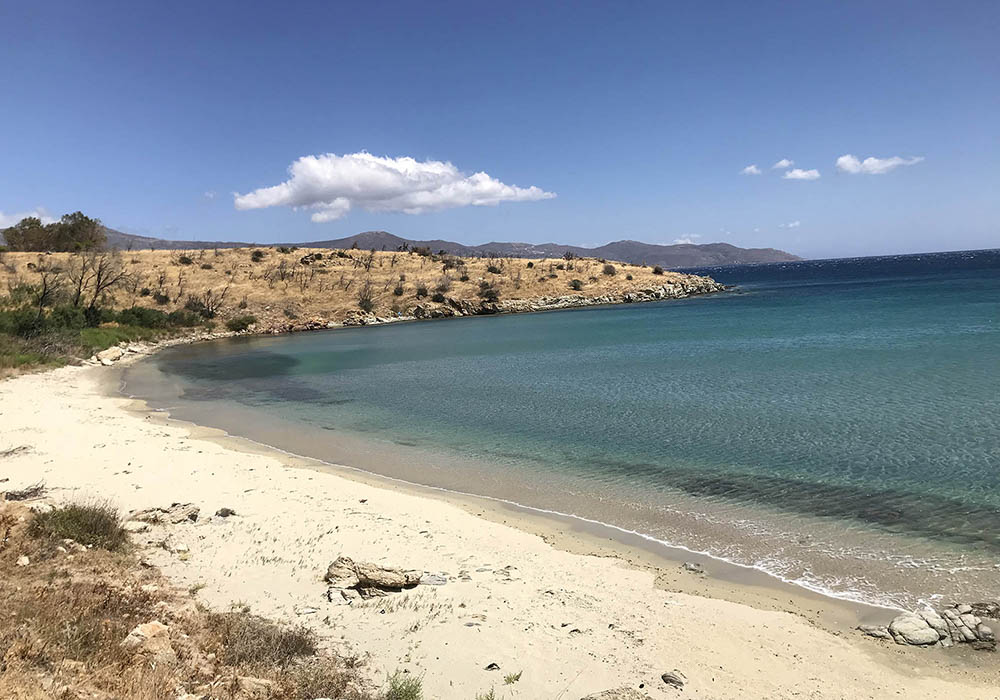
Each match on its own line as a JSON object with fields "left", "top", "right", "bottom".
{"left": 113, "top": 361, "right": 897, "bottom": 626}
{"left": 3, "top": 356, "right": 997, "bottom": 696}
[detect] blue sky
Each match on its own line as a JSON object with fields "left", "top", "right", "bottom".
{"left": 1, "top": 1, "right": 996, "bottom": 258}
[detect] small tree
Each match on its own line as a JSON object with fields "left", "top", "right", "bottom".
{"left": 357, "top": 280, "right": 376, "bottom": 312}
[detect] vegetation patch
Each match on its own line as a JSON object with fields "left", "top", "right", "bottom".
{"left": 28, "top": 502, "right": 129, "bottom": 551}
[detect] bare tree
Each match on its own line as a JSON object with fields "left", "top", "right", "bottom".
{"left": 85, "top": 252, "right": 128, "bottom": 314}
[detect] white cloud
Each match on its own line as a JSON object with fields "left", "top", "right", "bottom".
{"left": 234, "top": 151, "right": 556, "bottom": 222}
{"left": 836, "top": 154, "right": 924, "bottom": 175}
{"left": 203, "top": 190, "right": 217, "bottom": 200}
{"left": 672, "top": 234, "right": 702, "bottom": 245}
{"left": 772, "top": 158, "right": 794, "bottom": 169}
{"left": 740, "top": 164, "right": 761, "bottom": 175}
{"left": 783, "top": 168, "right": 821, "bottom": 180}
{"left": 779, "top": 220, "right": 801, "bottom": 228}
{"left": 0, "top": 207, "right": 57, "bottom": 228}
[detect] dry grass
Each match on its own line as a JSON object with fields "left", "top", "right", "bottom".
{"left": 0, "top": 247, "right": 708, "bottom": 332}
{"left": 0, "top": 501, "right": 379, "bottom": 699}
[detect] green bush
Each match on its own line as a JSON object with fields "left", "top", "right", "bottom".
{"left": 415, "top": 284, "right": 428, "bottom": 298}
{"left": 226, "top": 315, "right": 257, "bottom": 332}
{"left": 652, "top": 265, "right": 664, "bottom": 275}
{"left": 431, "top": 292, "right": 446, "bottom": 303}
{"left": 116, "top": 306, "right": 169, "bottom": 328}
{"left": 29, "top": 502, "right": 128, "bottom": 551}
{"left": 251, "top": 250, "right": 266, "bottom": 262}
{"left": 569, "top": 279, "right": 584, "bottom": 291}
{"left": 178, "top": 255, "right": 194, "bottom": 265}
{"left": 393, "top": 283, "right": 404, "bottom": 296}
{"left": 167, "top": 309, "right": 201, "bottom": 326}
{"left": 602, "top": 263, "right": 616, "bottom": 276}
{"left": 200, "top": 263, "right": 213, "bottom": 270}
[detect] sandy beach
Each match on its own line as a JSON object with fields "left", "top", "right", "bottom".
{"left": 1, "top": 359, "right": 997, "bottom": 699}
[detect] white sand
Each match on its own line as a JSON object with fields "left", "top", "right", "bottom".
{"left": 1, "top": 363, "right": 996, "bottom": 699}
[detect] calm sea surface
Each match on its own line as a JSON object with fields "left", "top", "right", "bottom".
{"left": 123, "top": 249, "right": 1000, "bottom": 608}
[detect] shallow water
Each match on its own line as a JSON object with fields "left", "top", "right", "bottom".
{"left": 123, "top": 249, "right": 1000, "bottom": 609}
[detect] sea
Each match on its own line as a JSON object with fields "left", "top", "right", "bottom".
{"left": 121, "top": 248, "right": 1000, "bottom": 610}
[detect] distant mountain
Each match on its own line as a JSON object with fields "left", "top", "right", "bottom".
{"left": 100, "top": 228, "right": 801, "bottom": 267}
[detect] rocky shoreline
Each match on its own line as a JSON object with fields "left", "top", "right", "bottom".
{"left": 87, "top": 278, "right": 726, "bottom": 365}
{"left": 861, "top": 603, "right": 997, "bottom": 651}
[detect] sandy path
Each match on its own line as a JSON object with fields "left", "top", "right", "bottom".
{"left": 1, "top": 364, "right": 996, "bottom": 699}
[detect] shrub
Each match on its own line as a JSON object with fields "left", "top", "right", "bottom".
{"left": 383, "top": 671, "right": 423, "bottom": 700}
{"left": 49, "top": 305, "right": 87, "bottom": 330}
{"left": 166, "top": 310, "right": 201, "bottom": 326}
{"left": 200, "top": 263, "right": 213, "bottom": 270}
{"left": 555, "top": 263, "right": 565, "bottom": 270}
{"left": 393, "top": 283, "right": 405, "bottom": 296}
{"left": 563, "top": 251, "right": 576, "bottom": 260}
{"left": 184, "top": 297, "right": 212, "bottom": 318}
{"left": 477, "top": 281, "right": 499, "bottom": 302}
{"left": 178, "top": 255, "right": 194, "bottom": 265}
{"left": 652, "top": 265, "right": 664, "bottom": 275}
{"left": 435, "top": 276, "right": 452, "bottom": 293}
{"left": 626, "top": 274, "right": 633, "bottom": 280}
{"left": 29, "top": 502, "right": 128, "bottom": 551}
{"left": 602, "top": 263, "right": 616, "bottom": 276}
{"left": 226, "top": 315, "right": 257, "bottom": 332}
{"left": 357, "top": 282, "right": 376, "bottom": 313}
{"left": 431, "top": 292, "right": 446, "bottom": 303}
{"left": 208, "top": 611, "right": 316, "bottom": 668}
{"left": 569, "top": 279, "right": 584, "bottom": 291}
{"left": 116, "top": 306, "right": 169, "bottom": 328}
{"left": 277, "top": 246, "right": 296, "bottom": 254}
{"left": 251, "top": 250, "right": 266, "bottom": 262}
{"left": 153, "top": 291, "right": 170, "bottom": 305}
{"left": 415, "top": 284, "right": 428, "bottom": 298}
{"left": 486, "top": 264, "right": 502, "bottom": 274}
{"left": 526, "top": 261, "right": 534, "bottom": 268}
{"left": 458, "top": 274, "right": 470, "bottom": 282}
{"left": 139, "top": 287, "right": 151, "bottom": 297}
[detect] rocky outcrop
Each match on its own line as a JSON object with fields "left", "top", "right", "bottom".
{"left": 120, "top": 620, "right": 176, "bottom": 665}
{"left": 129, "top": 502, "right": 200, "bottom": 524}
{"left": 325, "top": 555, "right": 423, "bottom": 601}
{"left": 860, "top": 603, "right": 997, "bottom": 651}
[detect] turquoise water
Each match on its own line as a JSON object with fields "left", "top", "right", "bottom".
{"left": 124, "top": 249, "right": 1000, "bottom": 608}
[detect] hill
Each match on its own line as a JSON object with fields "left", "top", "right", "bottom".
{"left": 100, "top": 229, "right": 801, "bottom": 267}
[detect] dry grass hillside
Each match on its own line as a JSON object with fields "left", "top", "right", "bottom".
{"left": 0, "top": 246, "right": 722, "bottom": 333}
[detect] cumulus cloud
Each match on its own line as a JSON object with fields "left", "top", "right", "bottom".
{"left": 740, "top": 164, "right": 762, "bottom": 175}
{"left": 234, "top": 151, "right": 556, "bottom": 222}
{"left": 0, "top": 207, "right": 57, "bottom": 228}
{"left": 672, "top": 234, "right": 702, "bottom": 245}
{"left": 772, "top": 158, "right": 794, "bottom": 169}
{"left": 779, "top": 220, "right": 801, "bottom": 228}
{"left": 783, "top": 168, "right": 821, "bottom": 180}
{"left": 836, "top": 154, "right": 924, "bottom": 175}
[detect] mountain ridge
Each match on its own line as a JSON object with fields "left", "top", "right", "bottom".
{"left": 100, "top": 228, "right": 802, "bottom": 267}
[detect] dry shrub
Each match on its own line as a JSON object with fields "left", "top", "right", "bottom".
{"left": 29, "top": 502, "right": 128, "bottom": 551}
{"left": 206, "top": 611, "right": 317, "bottom": 668}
